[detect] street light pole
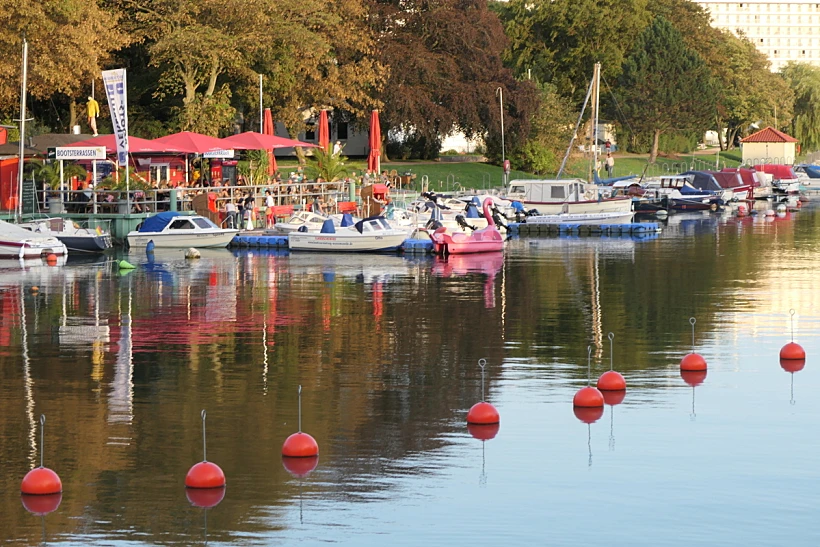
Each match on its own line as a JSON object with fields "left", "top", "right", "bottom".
{"left": 496, "top": 87, "right": 505, "bottom": 188}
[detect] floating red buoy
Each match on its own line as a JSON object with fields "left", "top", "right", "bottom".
{"left": 283, "top": 386, "right": 320, "bottom": 457}
{"left": 21, "top": 467, "right": 62, "bottom": 495}
{"left": 597, "top": 370, "right": 626, "bottom": 391}
{"left": 573, "top": 406, "right": 604, "bottom": 424}
{"left": 467, "top": 401, "right": 499, "bottom": 425}
{"left": 185, "top": 461, "right": 226, "bottom": 489}
{"left": 780, "top": 358, "right": 806, "bottom": 374}
{"left": 602, "top": 389, "right": 626, "bottom": 406}
{"left": 186, "top": 410, "right": 226, "bottom": 489}
{"left": 467, "top": 423, "right": 500, "bottom": 441}
{"left": 282, "top": 455, "right": 319, "bottom": 478}
{"left": 46, "top": 254, "right": 57, "bottom": 266}
{"left": 681, "top": 317, "right": 707, "bottom": 371}
{"left": 780, "top": 342, "right": 805, "bottom": 360}
{"left": 21, "top": 493, "right": 62, "bottom": 515}
{"left": 22, "top": 415, "right": 61, "bottom": 496}
{"left": 680, "top": 352, "right": 707, "bottom": 371}
{"left": 781, "top": 310, "right": 806, "bottom": 360}
{"left": 681, "top": 369, "right": 707, "bottom": 387}
{"left": 186, "top": 485, "right": 226, "bottom": 508}
{"left": 282, "top": 432, "right": 319, "bottom": 457}
{"left": 574, "top": 386, "right": 604, "bottom": 407}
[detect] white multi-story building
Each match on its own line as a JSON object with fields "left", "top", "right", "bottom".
{"left": 693, "top": 1, "right": 820, "bottom": 71}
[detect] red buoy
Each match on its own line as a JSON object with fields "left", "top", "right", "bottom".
{"left": 573, "top": 406, "right": 604, "bottom": 424}
{"left": 186, "top": 410, "right": 226, "bottom": 489}
{"left": 573, "top": 386, "right": 604, "bottom": 407}
{"left": 780, "top": 358, "right": 806, "bottom": 374}
{"left": 20, "top": 467, "right": 62, "bottom": 495}
{"left": 602, "top": 389, "right": 626, "bottom": 406}
{"left": 680, "top": 352, "right": 707, "bottom": 371}
{"left": 282, "top": 432, "right": 319, "bottom": 457}
{"left": 680, "top": 369, "right": 707, "bottom": 387}
{"left": 282, "top": 455, "right": 319, "bottom": 478}
{"left": 467, "top": 401, "right": 500, "bottom": 424}
{"left": 467, "top": 423, "right": 500, "bottom": 441}
{"left": 21, "top": 493, "right": 62, "bottom": 515}
{"left": 46, "top": 254, "right": 57, "bottom": 266}
{"left": 186, "top": 485, "right": 226, "bottom": 508}
{"left": 780, "top": 342, "right": 806, "bottom": 360}
{"left": 185, "top": 461, "right": 226, "bottom": 489}
{"left": 597, "top": 370, "right": 626, "bottom": 391}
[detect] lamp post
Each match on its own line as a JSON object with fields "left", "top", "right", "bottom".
{"left": 496, "top": 87, "right": 506, "bottom": 188}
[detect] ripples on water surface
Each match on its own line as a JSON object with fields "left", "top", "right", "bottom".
{"left": 1, "top": 208, "right": 820, "bottom": 545}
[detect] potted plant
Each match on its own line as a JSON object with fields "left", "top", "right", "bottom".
{"left": 99, "top": 168, "right": 150, "bottom": 214}
{"left": 27, "top": 160, "right": 88, "bottom": 214}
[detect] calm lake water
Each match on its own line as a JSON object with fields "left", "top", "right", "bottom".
{"left": 2, "top": 207, "right": 820, "bottom": 545}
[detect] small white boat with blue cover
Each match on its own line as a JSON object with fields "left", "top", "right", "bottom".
{"left": 288, "top": 215, "right": 408, "bottom": 252}
{"left": 126, "top": 212, "right": 238, "bottom": 248}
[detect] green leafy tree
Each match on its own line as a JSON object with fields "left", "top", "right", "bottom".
{"left": 781, "top": 62, "right": 820, "bottom": 152}
{"left": 496, "top": 0, "right": 651, "bottom": 103}
{"left": 27, "top": 160, "right": 87, "bottom": 187}
{"left": 615, "top": 17, "right": 718, "bottom": 162}
{"left": 306, "top": 147, "right": 348, "bottom": 182}
{"left": 513, "top": 83, "right": 576, "bottom": 174}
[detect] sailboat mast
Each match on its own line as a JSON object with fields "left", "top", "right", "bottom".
{"left": 588, "top": 63, "right": 600, "bottom": 184}
{"left": 17, "top": 36, "right": 28, "bottom": 222}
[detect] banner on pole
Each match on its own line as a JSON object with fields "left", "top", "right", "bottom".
{"left": 101, "top": 69, "right": 129, "bottom": 165}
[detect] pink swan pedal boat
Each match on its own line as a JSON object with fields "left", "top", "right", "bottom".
{"left": 429, "top": 198, "right": 504, "bottom": 255}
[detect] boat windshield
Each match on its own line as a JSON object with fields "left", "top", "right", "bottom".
{"left": 168, "top": 219, "right": 196, "bottom": 230}
{"left": 194, "top": 217, "right": 219, "bottom": 229}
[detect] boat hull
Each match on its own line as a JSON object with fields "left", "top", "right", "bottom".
{"left": 127, "top": 230, "right": 238, "bottom": 248}
{"left": 57, "top": 234, "right": 112, "bottom": 253}
{"left": 519, "top": 197, "right": 632, "bottom": 215}
{"left": 288, "top": 231, "right": 407, "bottom": 252}
{"left": 429, "top": 228, "right": 504, "bottom": 255}
{"left": 526, "top": 211, "right": 635, "bottom": 225}
{"left": 0, "top": 239, "right": 67, "bottom": 259}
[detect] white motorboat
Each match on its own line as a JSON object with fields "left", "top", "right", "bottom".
{"left": 288, "top": 216, "right": 408, "bottom": 252}
{"left": 272, "top": 211, "right": 346, "bottom": 234}
{"left": 526, "top": 210, "right": 635, "bottom": 225}
{"left": 126, "top": 212, "right": 238, "bottom": 248}
{"left": 505, "top": 179, "right": 633, "bottom": 215}
{"left": 19, "top": 217, "right": 112, "bottom": 253}
{"left": 0, "top": 219, "right": 67, "bottom": 259}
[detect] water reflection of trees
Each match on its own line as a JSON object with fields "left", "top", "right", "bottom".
{"left": 0, "top": 211, "right": 818, "bottom": 542}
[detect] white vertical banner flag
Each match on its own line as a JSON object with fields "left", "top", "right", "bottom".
{"left": 101, "top": 69, "right": 129, "bottom": 165}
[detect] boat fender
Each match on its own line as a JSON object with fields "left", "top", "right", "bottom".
{"left": 185, "top": 248, "right": 201, "bottom": 259}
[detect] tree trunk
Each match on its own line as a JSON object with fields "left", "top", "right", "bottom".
{"left": 381, "top": 128, "right": 390, "bottom": 163}
{"left": 716, "top": 116, "right": 726, "bottom": 151}
{"left": 205, "top": 59, "right": 220, "bottom": 97}
{"left": 69, "top": 100, "right": 77, "bottom": 130}
{"left": 727, "top": 126, "right": 740, "bottom": 150}
{"left": 649, "top": 129, "right": 661, "bottom": 163}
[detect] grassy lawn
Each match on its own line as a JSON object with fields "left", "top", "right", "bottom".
{"left": 275, "top": 147, "right": 751, "bottom": 192}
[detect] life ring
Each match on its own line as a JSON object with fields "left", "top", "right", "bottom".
{"left": 584, "top": 189, "right": 595, "bottom": 201}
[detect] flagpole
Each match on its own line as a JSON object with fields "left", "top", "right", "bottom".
{"left": 17, "top": 35, "right": 28, "bottom": 222}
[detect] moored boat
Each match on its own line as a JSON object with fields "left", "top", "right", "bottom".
{"left": 505, "top": 179, "right": 632, "bottom": 215}
{"left": 19, "top": 218, "right": 112, "bottom": 253}
{"left": 429, "top": 198, "right": 504, "bottom": 255}
{"left": 126, "top": 212, "right": 238, "bottom": 248}
{"left": 287, "top": 216, "right": 408, "bottom": 252}
{"left": 525, "top": 210, "right": 634, "bottom": 225}
{"left": 0, "top": 219, "right": 67, "bottom": 259}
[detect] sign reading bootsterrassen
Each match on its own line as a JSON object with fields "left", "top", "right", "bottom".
{"left": 54, "top": 146, "right": 106, "bottom": 160}
{"left": 101, "top": 69, "right": 129, "bottom": 165}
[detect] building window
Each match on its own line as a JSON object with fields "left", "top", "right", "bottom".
{"left": 337, "top": 122, "right": 349, "bottom": 140}
{"left": 305, "top": 124, "right": 316, "bottom": 141}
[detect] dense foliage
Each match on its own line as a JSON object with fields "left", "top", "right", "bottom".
{"left": 0, "top": 0, "right": 815, "bottom": 168}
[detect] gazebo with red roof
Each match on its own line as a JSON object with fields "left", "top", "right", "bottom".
{"left": 740, "top": 127, "right": 798, "bottom": 166}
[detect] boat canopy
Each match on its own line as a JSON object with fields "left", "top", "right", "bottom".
{"left": 320, "top": 219, "right": 336, "bottom": 233}
{"left": 797, "top": 164, "right": 820, "bottom": 178}
{"left": 139, "top": 212, "right": 181, "bottom": 233}
{"left": 341, "top": 213, "right": 355, "bottom": 227}
{"left": 354, "top": 216, "right": 387, "bottom": 234}
{"left": 722, "top": 167, "right": 760, "bottom": 188}
{"left": 680, "top": 171, "right": 723, "bottom": 193}
{"left": 753, "top": 164, "right": 798, "bottom": 180}
{"left": 708, "top": 171, "right": 745, "bottom": 189}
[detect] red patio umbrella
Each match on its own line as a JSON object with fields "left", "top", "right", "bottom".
{"left": 64, "top": 134, "right": 161, "bottom": 154}
{"left": 318, "top": 110, "right": 330, "bottom": 152}
{"left": 220, "top": 132, "right": 318, "bottom": 150}
{"left": 151, "top": 131, "right": 231, "bottom": 154}
{"left": 368, "top": 110, "right": 381, "bottom": 174}
{"left": 263, "top": 108, "right": 277, "bottom": 176}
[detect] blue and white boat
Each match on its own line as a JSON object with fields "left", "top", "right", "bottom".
{"left": 288, "top": 216, "right": 408, "bottom": 252}
{"left": 126, "top": 212, "right": 238, "bottom": 248}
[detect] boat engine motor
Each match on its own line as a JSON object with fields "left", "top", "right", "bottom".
{"left": 455, "top": 214, "right": 477, "bottom": 231}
